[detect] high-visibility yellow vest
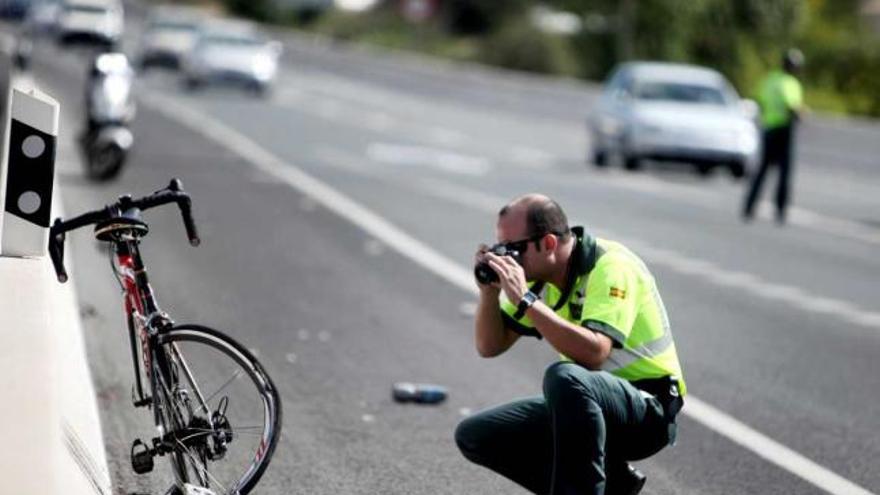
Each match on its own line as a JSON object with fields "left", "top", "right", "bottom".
{"left": 500, "top": 227, "right": 687, "bottom": 396}
{"left": 758, "top": 70, "right": 803, "bottom": 129}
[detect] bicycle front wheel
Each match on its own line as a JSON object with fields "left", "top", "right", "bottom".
{"left": 156, "top": 324, "right": 282, "bottom": 495}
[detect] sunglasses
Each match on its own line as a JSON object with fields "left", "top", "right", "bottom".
{"left": 503, "top": 231, "right": 567, "bottom": 254}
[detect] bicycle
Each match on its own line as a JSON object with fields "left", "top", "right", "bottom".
{"left": 48, "top": 178, "right": 282, "bottom": 495}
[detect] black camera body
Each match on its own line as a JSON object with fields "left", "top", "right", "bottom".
{"left": 474, "top": 243, "right": 522, "bottom": 285}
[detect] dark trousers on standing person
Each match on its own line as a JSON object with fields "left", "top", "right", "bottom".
{"left": 455, "top": 362, "right": 677, "bottom": 495}
{"left": 743, "top": 125, "right": 795, "bottom": 223}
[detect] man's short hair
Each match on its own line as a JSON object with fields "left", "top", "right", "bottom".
{"left": 500, "top": 196, "right": 570, "bottom": 239}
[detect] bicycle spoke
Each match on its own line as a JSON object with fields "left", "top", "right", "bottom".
{"left": 176, "top": 438, "right": 229, "bottom": 494}
{"left": 185, "top": 427, "right": 266, "bottom": 437}
{"left": 158, "top": 327, "right": 281, "bottom": 494}
{"left": 190, "top": 369, "right": 245, "bottom": 416}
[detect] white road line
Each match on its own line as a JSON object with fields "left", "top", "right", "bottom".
{"left": 789, "top": 207, "right": 880, "bottom": 246}
{"left": 141, "top": 92, "right": 477, "bottom": 293}
{"left": 685, "top": 397, "right": 874, "bottom": 495}
{"left": 139, "top": 92, "right": 876, "bottom": 495}
{"left": 511, "top": 145, "right": 554, "bottom": 168}
{"left": 366, "top": 142, "right": 492, "bottom": 176}
{"left": 313, "top": 146, "right": 366, "bottom": 173}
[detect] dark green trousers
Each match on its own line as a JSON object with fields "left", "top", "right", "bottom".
{"left": 455, "top": 362, "right": 674, "bottom": 495}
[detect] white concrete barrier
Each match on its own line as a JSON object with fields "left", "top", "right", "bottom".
{"left": 0, "top": 255, "right": 112, "bottom": 495}
{"left": 0, "top": 77, "right": 111, "bottom": 495}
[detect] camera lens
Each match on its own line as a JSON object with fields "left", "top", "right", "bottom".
{"left": 474, "top": 261, "right": 498, "bottom": 285}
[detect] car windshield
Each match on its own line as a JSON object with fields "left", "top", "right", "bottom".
{"left": 64, "top": 4, "right": 108, "bottom": 14}
{"left": 202, "top": 33, "right": 263, "bottom": 48}
{"left": 150, "top": 20, "right": 197, "bottom": 32}
{"left": 634, "top": 81, "right": 728, "bottom": 105}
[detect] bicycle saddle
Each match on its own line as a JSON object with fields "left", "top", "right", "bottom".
{"left": 94, "top": 215, "right": 149, "bottom": 241}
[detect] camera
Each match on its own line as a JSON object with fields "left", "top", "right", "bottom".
{"left": 474, "top": 243, "right": 522, "bottom": 285}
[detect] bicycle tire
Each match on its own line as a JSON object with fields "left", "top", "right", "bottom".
{"left": 155, "top": 324, "right": 282, "bottom": 495}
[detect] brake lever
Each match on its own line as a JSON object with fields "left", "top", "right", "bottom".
{"left": 48, "top": 220, "right": 68, "bottom": 283}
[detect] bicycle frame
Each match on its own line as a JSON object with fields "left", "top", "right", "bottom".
{"left": 112, "top": 236, "right": 165, "bottom": 409}
{"left": 46, "top": 180, "right": 282, "bottom": 493}
{"left": 113, "top": 234, "right": 214, "bottom": 450}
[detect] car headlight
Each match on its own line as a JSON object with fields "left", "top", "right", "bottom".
{"left": 252, "top": 56, "right": 276, "bottom": 80}
{"left": 737, "top": 126, "right": 759, "bottom": 153}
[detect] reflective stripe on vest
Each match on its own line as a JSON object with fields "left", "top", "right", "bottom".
{"left": 601, "top": 330, "right": 674, "bottom": 372}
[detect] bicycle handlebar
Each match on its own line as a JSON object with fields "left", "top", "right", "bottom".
{"left": 48, "top": 178, "right": 200, "bottom": 283}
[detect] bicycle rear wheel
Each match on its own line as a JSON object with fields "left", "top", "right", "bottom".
{"left": 154, "top": 324, "right": 282, "bottom": 495}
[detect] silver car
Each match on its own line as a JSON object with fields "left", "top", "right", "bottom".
{"left": 589, "top": 62, "right": 759, "bottom": 179}
{"left": 139, "top": 6, "right": 206, "bottom": 70}
{"left": 181, "top": 20, "right": 282, "bottom": 96}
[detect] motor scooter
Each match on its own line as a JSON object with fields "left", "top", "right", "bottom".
{"left": 82, "top": 52, "right": 135, "bottom": 180}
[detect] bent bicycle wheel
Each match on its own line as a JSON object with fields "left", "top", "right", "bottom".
{"left": 155, "top": 324, "right": 282, "bottom": 495}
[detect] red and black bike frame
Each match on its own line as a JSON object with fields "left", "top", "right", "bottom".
{"left": 112, "top": 237, "right": 169, "bottom": 409}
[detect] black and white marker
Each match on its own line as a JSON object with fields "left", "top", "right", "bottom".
{"left": 1, "top": 87, "right": 59, "bottom": 257}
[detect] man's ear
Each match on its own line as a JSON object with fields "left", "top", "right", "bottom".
{"left": 543, "top": 234, "right": 558, "bottom": 252}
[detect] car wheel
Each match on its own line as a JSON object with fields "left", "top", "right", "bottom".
{"left": 729, "top": 161, "right": 746, "bottom": 180}
{"left": 592, "top": 149, "right": 608, "bottom": 167}
{"left": 623, "top": 155, "right": 641, "bottom": 171}
{"left": 249, "top": 81, "right": 269, "bottom": 98}
{"left": 184, "top": 77, "right": 202, "bottom": 91}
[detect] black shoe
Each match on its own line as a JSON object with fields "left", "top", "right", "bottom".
{"left": 606, "top": 462, "right": 647, "bottom": 495}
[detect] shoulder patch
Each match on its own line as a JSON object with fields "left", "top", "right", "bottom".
{"left": 609, "top": 287, "right": 627, "bottom": 299}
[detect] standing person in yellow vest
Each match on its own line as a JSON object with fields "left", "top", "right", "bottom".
{"left": 456, "top": 194, "right": 685, "bottom": 495}
{"left": 743, "top": 48, "right": 805, "bottom": 224}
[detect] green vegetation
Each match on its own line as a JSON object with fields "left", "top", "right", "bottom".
{"left": 221, "top": 0, "right": 880, "bottom": 117}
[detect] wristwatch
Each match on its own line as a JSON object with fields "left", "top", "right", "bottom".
{"left": 515, "top": 290, "right": 539, "bottom": 318}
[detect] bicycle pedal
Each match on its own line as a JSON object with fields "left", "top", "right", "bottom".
{"left": 130, "top": 438, "right": 154, "bottom": 474}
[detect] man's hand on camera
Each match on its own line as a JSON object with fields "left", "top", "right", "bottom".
{"left": 486, "top": 252, "right": 528, "bottom": 303}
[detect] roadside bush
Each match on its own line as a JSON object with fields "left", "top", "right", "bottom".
{"left": 480, "top": 20, "right": 581, "bottom": 77}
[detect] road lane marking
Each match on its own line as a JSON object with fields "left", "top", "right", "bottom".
{"left": 366, "top": 142, "right": 492, "bottom": 176}
{"left": 139, "top": 91, "right": 876, "bottom": 495}
{"left": 685, "top": 397, "right": 874, "bottom": 495}
{"left": 364, "top": 111, "right": 395, "bottom": 132}
{"left": 511, "top": 145, "right": 554, "bottom": 168}
{"left": 276, "top": 87, "right": 467, "bottom": 147}
{"left": 789, "top": 207, "right": 880, "bottom": 246}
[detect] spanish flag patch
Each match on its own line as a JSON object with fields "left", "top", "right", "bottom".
{"left": 609, "top": 287, "right": 627, "bottom": 299}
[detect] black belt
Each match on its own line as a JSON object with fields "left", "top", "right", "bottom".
{"left": 631, "top": 375, "right": 684, "bottom": 421}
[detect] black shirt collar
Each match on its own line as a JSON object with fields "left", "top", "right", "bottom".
{"left": 552, "top": 226, "right": 599, "bottom": 310}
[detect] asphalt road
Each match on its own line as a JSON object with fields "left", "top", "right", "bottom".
{"left": 13, "top": 15, "right": 880, "bottom": 495}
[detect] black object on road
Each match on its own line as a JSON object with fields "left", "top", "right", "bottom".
{"left": 392, "top": 383, "right": 448, "bottom": 404}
